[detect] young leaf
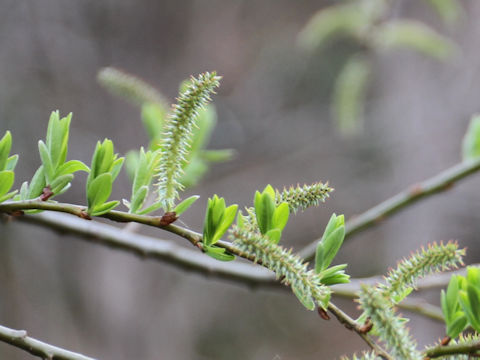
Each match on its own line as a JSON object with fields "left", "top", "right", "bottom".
{"left": 315, "top": 214, "right": 345, "bottom": 273}
{"left": 27, "top": 166, "right": 46, "bottom": 199}
{"left": 212, "top": 204, "right": 238, "bottom": 244}
{"left": 0, "top": 131, "right": 12, "bottom": 170}
{"left": 200, "top": 149, "right": 235, "bottom": 163}
{"left": 255, "top": 191, "right": 275, "bottom": 235}
{"left": 56, "top": 160, "right": 90, "bottom": 176}
{"left": 142, "top": 102, "right": 166, "bottom": 143}
{"left": 87, "top": 173, "right": 113, "bottom": 212}
{"left": 173, "top": 195, "right": 200, "bottom": 216}
{"left": 91, "top": 200, "right": 120, "bottom": 216}
{"left": 38, "top": 140, "right": 55, "bottom": 183}
{"left": 204, "top": 245, "right": 235, "bottom": 262}
{"left": 333, "top": 55, "right": 371, "bottom": 135}
{"left": 137, "top": 201, "right": 164, "bottom": 215}
{"left": 292, "top": 285, "right": 315, "bottom": 311}
{"left": 462, "top": 114, "right": 480, "bottom": 161}
{"left": 0, "top": 171, "right": 14, "bottom": 197}
{"left": 6, "top": 155, "right": 18, "bottom": 171}
{"left": 265, "top": 228, "right": 282, "bottom": 244}
{"left": 373, "top": 20, "right": 455, "bottom": 60}
{"left": 129, "top": 185, "right": 149, "bottom": 214}
{"left": 272, "top": 202, "right": 289, "bottom": 231}
{"left": 50, "top": 174, "right": 74, "bottom": 195}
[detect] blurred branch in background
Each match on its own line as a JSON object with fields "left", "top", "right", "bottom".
{"left": 0, "top": 324, "right": 95, "bottom": 360}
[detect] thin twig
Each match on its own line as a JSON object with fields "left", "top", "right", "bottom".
{"left": 327, "top": 302, "right": 393, "bottom": 360}
{"left": 424, "top": 340, "right": 480, "bottom": 358}
{"left": 0, "top": 324, "right": 95, "bottom": 360}
{"left": 299, "top": 158, "right": 480, "bottom": 261}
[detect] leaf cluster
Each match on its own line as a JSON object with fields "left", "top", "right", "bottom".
{"left": 0, "top": 131, "right": 18, "bottom": 202}
{"left": 315, "top": 213, "right": 349, "bottom": 285}
{"left": 202, "top": 195, "right": 238, "bottom": 261}
{"left": 86, "top": 139, "right": 124, "bottom": 216}
{"left": 442, "top": 266, "right": 480, "bottom": 338}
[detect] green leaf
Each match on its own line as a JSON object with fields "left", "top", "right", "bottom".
{"left": 173, "top": 195, "right": 200, "bottom": 216}
{"left": 0, "top": 190, "right": 17, "bottom": 203}
{"left": 0, "top": 170, "right": 14, "bottom": 196}
{"left": 255, "top": 190, "right": 276, "bottom": 235}
{"left": 446, "top": 312, "right": 468, "bottom": 338}
{"left": 272, "top": 202, "right": 289, "bottom": 231}
{"left": 373, "top": 20, "right": 455, "bottom": 60}
{"left": 320, "top": 227, "right": 345, "bottom": 270}
{"left": 130, "top": 185, "right": 148, "bottom": 214}
{"left": 442, "top": 275, "right": 460, "bottom": 322}
{"left": 111, "top": 157, "right": 124, "bottom": 181}
{"left": 50, "top": 174, "right": 74, "bottom": 195}
{"left": 425, "top": 0, "right": 462, "bottom": 25}
{"left": 180, "top": 157, "right": 208, "bottom": 188}
{"left": 87, "top": 173, "right": 113, "bottom": 211}
{"left": 200, "top": 149, "right": 235, "bottom": 163}
{"left": 462, "top": 115, "right": 480, "bottom": 161}
{"left": 236, "top": 210, "right": 245, "bottom": 228}
{"left": 315, "top": 214, "right": 345, "bottom": 272}
{"left": 204, "top": 245, "right": 235, "bottom": 262}
{"left": 333, "top": 55, "right": 371, "bottom": 136}
{"left": 46, "top": 111, "right": 71, "bottom": 167}
{"left": 203, "top": 198, "right": 215, "bottom": 246}
{"left": 265, "top": 228, "right": 282, "bottom": 244}
{"left": 212, "top": 196, "right": 226, "bottom": 227}
{"left": 187, "top": 105, "right": 216, "bottom": 162}
{"left": 212, "top": 204, "right": 238, "bottom": 244}
{"left": 467, "top": 266, "right": 480, "bottom": 288}
{"left": 91, "top": 200, "right": 119, "bottom": 216}
{"left": 318, "top": 264, "right": 350, "bottom": 285}
{"left": 297, "top": 3, "right": 382, "bottom": 51}
{"left": 124, "top": 150, "right": 139, "bottom": 182}
{"left": 5, "top": 155, "right": 18, "bottom": 171}
{"left": 0, "top": 131, "right": 12, "bottom": 170}
{"left": 38, "top": 140, "right": 54, "bottom": 183}
{"left": 292, "top": 285, "right": 315, "bottom": 311}
{"left": 56, "top": 160, "right": 90, "bottom": 176}
{"left": 459, "top": 287, "right": 480, "bottom": 332}
{"left": 141, "top": 102, "right": 166, "bottom": 142}
{"left": 137, "top": 201, "right": 164, "bottom": 215}
{"left": 28, "top": 166, "right": 46, "bottom": 199}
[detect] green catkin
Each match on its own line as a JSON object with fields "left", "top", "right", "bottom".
{"left": 380, "top": 241, "right": 464, "bottom": 300}
{"left": 97, "top": 67, "right": 168, "bottom": 107}
{"left": 156, "top": 72, "right": 220, "bottom": 209}
{"left": 359, "top": 285, "right": 421, "bottom": 360}
{"left": 230, "top": 226, "right": 331, "bottom": 309}
{"left": 276, "top": 182, "right": 333, "bottom": 213}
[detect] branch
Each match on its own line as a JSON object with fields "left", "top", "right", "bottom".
{"left": 424, "top": 340, "right": 480, "bottom": 358}
{"left": 299, "top": 158, "right": 480, "bottom": 261}
{"left": 327, "top": 302, "right": 393, "bottom": 360}
{"left": 5, "top": 211, "right": 451, "bottom": 322}
{"left": 8, "top": 211, "right": 277, "bottom": 287}
{"left": 0, "top": 324, "right": 95, "bottom": 360}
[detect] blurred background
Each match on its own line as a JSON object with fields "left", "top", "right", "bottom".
{"left": 1, "top": 0, "right": 480, "bottom": 359}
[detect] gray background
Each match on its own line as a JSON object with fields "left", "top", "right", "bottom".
{"left": 1, "top": 1, "right": 480, "bottom": 359}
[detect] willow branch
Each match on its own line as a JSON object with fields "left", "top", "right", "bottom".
{"left": 4, "top": 210, "right": 451, "bottom": 322}
{"left": 0, "top": 324, "right": 95, "bottom": 360}
{"left": 0, "top": 202, "right": 450, "bottom": 356}
{"left": 299, "top": 158, "right": 480, "bottom": 261}
{"left": 424, "top": 340, "right": 480, "bottom": 358}
{"left": 327, "top": 302, "right": 393, "bottom": 360}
